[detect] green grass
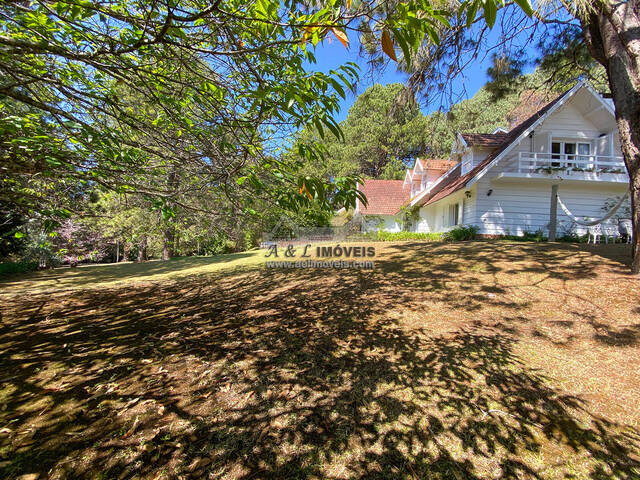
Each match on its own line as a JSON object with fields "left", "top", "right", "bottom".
{"left": 374, "top": 231, "right": 443, "bottom": 241}
{"left": 0, "top": 241, "right": 639, "bottom": 480}
{"left": 0, "top": 251, "right": 265, "bottom": 294}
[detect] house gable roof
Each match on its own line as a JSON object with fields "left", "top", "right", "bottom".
{"left": 357, "top": 179, "right": 410, "bottom": 215}
{"left": 459, "top": 132, "right": 509, "bottom": 148}
{"left": 420, "top": 158, "right": 458, "bottom": 171}
{"left": 403, "top": 158, "right": 458, "bottom": 189}
{"left": 411, "top": 81, "right": 610, "bottom": 209}
{"left": 412, "top": 158, "right": 457, "bottom": 172}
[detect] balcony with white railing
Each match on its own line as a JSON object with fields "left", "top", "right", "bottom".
{"left": 494, "top": 152, "right": 628, "bottom": 183}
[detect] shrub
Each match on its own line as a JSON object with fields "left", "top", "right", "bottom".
{"left": 375, "top": 231, "right": 443, "bottom": 242}
{"left": 500, "top": 229, "right": 547, "bottom": 242}
{"left": 521, "top": 229, "right": 547, "bottom": 242}
{"left": 0, "top": 259, "right": 38, "bottom": 276}
{"left": 442, "top": 225, "right": 478, "bottom": 241}
{"left": 557, "top": 233, "right": 588, "bottom": 243}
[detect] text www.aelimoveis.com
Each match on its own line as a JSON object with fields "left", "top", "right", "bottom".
{"left": 265, "top": 260, "right": 374, "bottom": 269}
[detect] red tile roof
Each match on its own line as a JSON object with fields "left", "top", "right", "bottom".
{"left": 413, "top": 90, "right": 570, "bottom": 208}
{"left": 460, "top": 132, "right": 509, "bottom": 147}
{"left": 357, "top": 179, "right": 410, "bottom": 215}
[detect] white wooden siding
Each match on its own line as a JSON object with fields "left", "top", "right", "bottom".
{"left": 541, "top": 102, "right": 601, "bottom": 139}
{"left": 410, "top": 86, "right": 627, "bottom": 237}
{"left": 363, "top": 215, "right": 403, "bottom": 233}
{"left": 461, "top": 150, "right": 473, "bottom": 175}
{"left": 462, "top": 186, "right": 476, "bottom": 226}
{"left": 415, "top": 190, "right": 467, "bottom": 233}
{"left": 473, "top": 179, "right": 628, "bottom": 236}
{"left": 532, "top": 131, "right": 550, "bottom": 153}
{"left": 415, "top": 208, "right": 436, "bottom": 233}
{"left": 472, "top": 148, "right": 491, "bottom": 168}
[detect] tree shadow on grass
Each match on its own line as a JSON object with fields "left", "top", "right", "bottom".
{"left": 0, "top": 253, "right": 257, "bottom": 293}
{"left": 0, "top": 243, "right": 639, "bottom": 479}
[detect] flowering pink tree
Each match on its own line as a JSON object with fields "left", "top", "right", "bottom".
{"left": 53, "top": 220, "right": 111, "bottom": 266}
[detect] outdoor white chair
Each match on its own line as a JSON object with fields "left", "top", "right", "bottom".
{"left": 587, "top": 223, "right": 603, "bottom": 244}
{"left": 618, "top": 219, "right": 633, "bottom": 244}
{"left": 602, "top": 222, "right": 620, "bottom": 243}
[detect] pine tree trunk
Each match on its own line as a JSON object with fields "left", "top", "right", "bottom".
{"left": 581, "top": 1, "right": 640, "bottom": 273}
{"left": 123, "top": 241, "right": 130, "bottom": 262}
{"left": 161, "top": 166, "right": 179, "bottom": 261}
{"left": 632, "top": 177, "right": 640, "bottom": 273}
{"left": 608, "top": 66, "right": 640, "bottom": 273}
{"left": 162, "top": 227, "right": 174, "bottom": 260}
{"left": 137, "top": 236, "right": 148, "bottom": 262}
{"left": 162, "top": 232, "right": 170, "bottom": 260}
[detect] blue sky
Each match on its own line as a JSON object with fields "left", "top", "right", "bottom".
{"left": 307, "top": 27, "right": 537, "bottom": 122}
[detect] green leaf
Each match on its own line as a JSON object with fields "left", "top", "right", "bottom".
{"left": 313, "top": 118, "right": 325, "bottom": 138}
{"left": 466, "top": 0, "right": 479, "bottom": 28}
{"left": 392, "top": 28, "right": 412, "bottom": 64}
{"left": 483, "top": 0, "right": 497, "bottom": 28}
{"left": 513, "top": 0, "right": 534, "bottom": 16}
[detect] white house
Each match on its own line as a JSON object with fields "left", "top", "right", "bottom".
{"left": 355, "top": 159, "right": 457, "bottom": 232}
{"left": 355, "top": 81, "right": 630, "bottom": 238}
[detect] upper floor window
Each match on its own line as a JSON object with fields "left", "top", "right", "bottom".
{"left": 552, "top": 141, "right": 591, "bottom": 166}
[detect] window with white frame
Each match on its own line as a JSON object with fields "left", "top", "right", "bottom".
{"left": 551, "top": 140, "right": 591, "bottom": 166}
{"left": 447, "top": 203, "right": 459, "bottom": 227}
{"left": 461, "top": 152, "right": 472, "bottom": 175}
{"left": 577, "top": 142, "right": 591, "bottom": 162}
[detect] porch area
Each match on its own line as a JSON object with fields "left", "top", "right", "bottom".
{"left": 492, "top": 152, "right": 628, "bottom": 184}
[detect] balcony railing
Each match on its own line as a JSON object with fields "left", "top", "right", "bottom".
{"left": 515, "top": 152, "right": 626, "bottom": 176}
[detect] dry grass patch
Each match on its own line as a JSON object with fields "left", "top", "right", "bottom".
{"left": 0, "top": 241, "right": 639, "bottom": 479}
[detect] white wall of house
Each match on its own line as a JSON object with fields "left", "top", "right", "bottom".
{"left": 415, "top": 180, "right": 627, "bottom": 237}
{"left": 414, "top": 206, "right": 437, "bottom": 233}
{"left": 414, "top": 86, "right": 628, "bottom": 237}
{"left": 543, "top": 101, "right": 602, "bottom": 139}
{"left": 362, "top": 215, "right": 403, "bottom": 233}
{"left": 463, "top": 186, "right": 477, "bottom": 226}
{"left": 460, "top": 150, "right": 473, "bottom": 175}
{"left": 414, "top": 190, "right": 467, "bottom": 233}
{"left": 472, "top": 180, "right": 628, "bottom": 236}
{"left": 461, "top": 148, "right": 494, "bottom": 175}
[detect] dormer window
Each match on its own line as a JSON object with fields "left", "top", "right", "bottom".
{"left": 461, "top": 151, "right": 473, "bottom": 175}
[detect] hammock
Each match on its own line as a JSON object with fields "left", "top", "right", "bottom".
{"left": 557, "top": 191, "right": 629, "bottom": 227}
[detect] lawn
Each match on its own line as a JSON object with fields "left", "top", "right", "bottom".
{"left": 1, "top": 241, "right": 639, "bottom": 479}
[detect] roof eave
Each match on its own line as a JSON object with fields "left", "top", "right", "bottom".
{"left": 403, "top": 164, "right": 460, "bottom": 211}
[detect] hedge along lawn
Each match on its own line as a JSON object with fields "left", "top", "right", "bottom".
{"left": 0, "top": 241, "right": 639, "bottom": 479}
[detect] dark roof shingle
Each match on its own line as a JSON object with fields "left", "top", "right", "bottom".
{"left": 460, "top": 132, "right": 509, "bottom": 148}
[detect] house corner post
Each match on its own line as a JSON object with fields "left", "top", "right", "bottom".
{"left": 549, "top": 184, "right": 559, "bottom": 242}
